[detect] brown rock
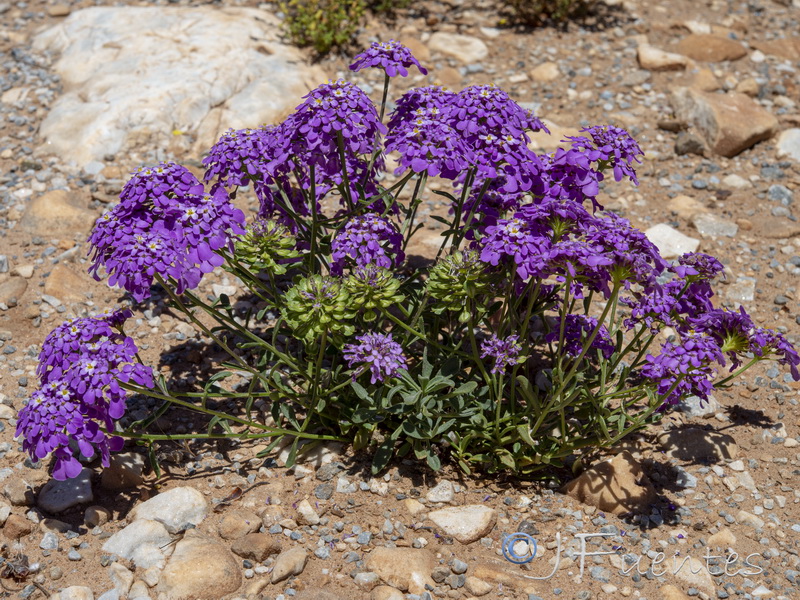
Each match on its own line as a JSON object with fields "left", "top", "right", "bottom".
{"left": 661, "top": 584, "right": 692, "bottom": 600}
{"left": 371, "top": 586, "right": 404, "bottom": 600}
{"left": 657, "top": 427, "right": 738, "bottom": 461}
{"left": 437, "top": 66, "right": 462, "bottom": 89}
{"left": 400, "top": 39, "right": 430, "bottom": 63}
{"left": 530, "top": 61, "right": 560, "bottom": 82}
{"left": 676, "top": 34, "right": 747, "bottom": 62}
{"left": 19, "top": 190, "right": 96, "bottom": 238}
{"left": 735, "top": 77, "right": 760, "bottom": 97}
{"left": 47, "top": 4, "right": 71, "bottom": 17}
{"left": 230, "top": 533, "right": 281, "bottom": 561}
{"left": 3, "top": 514, "right": 33, "bottom": 539}
{"left": 670, "top": 88, "right": 778, "bottom": 157}
{"left": 217, "top": 509, "right": 261, "bottom": 540}
{"left": 3, "top": 479, "right": 35, "bottom": 507}
{"left": 707, "top": 527, "right": 737, "bottom": 548}
{"left": 470, "top": 564, "right": 538, "bottom": 594}
{"left": 364, "top": 547, "right": 436, "bottom": 594}
{"left": 668, "top": 195, "right": 707, "bottom": 219}
{"left": 750, "top": 38, "right": 800, "bottom": 61}
{"left": 560, "top": 450, "right": 657, "bottom": 516}
{"left": 157, "top": 532, "right": 242, "bottom": 600}
{"left": 43, "top": 264, "right": 91, "bottom": 304}
{"left": 689, "top": 67, "right": 720, "bottom": 92}
{"left": 465, "top": 576, "right": 494, "bottom": 596}
{"left": 427, "top": 505, "right": 497, "bottom": 544}
{"left": 0, "top": 278, "right": 27, "bottom": 307}
{"left": 270, "top": 546, "right": 308, "bottom": 584}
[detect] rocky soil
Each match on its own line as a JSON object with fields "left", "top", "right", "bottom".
{"left": 1, "top": 0, "right": 800, "bottom": 600}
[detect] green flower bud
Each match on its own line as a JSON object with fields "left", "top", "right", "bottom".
{"left": 344, "top": 264, "right": 405, "bottom": 322}
{"left": 235, "top": 218, "right": 301, "bottom": 275}
{"left": 282, "top": 275, "right": 355, "bottom": 344}
{"left": 426, "top": 250, "right": 496, "bottom": 319}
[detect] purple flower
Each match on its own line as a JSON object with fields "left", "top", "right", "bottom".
{"left": 642, "top": 334, "right": 724, "bottom": 408}
{"left": 480, "top": 334, "right": 523, "bottom": 374}
{"left": 331, "top": 213, "right": 404, "bottom": 275}
{"left": 385, "top": 116, "right": 473, "bottom": 179}
{"left": 287, "top": 79, "right": 385, "bottom": 158}
{"left": 567, "top": 125, "right": 644, "bottom": 184}
{"left": 88, "top": 162, "right": 245, "bottom": 302}
{"left": 344, "top": 332, "right": 407, "bottom": 384}
{"left": 671, "top": 252, "right": 725, "bottom": 281}
{"left": 387, "top": 85, "right": 455, "bottom": 131}
{"left": 622, "top": 279, "right": 713, "bottom": 333}
{"left": 690, "top": 307, "right": 755, "bottom": 369}
{"left": 752, "top": 328, "right": 800, "bottom": 381}
{"left": 349, "top": 40, "right": 428, "bottom": 77}
{"left": 18, "top": 310, "right": 153, "bottom": 480}
{"left": 540, "top": 148, "right": 604, "bottom": 210}
{"left": 545, "top": 314, "right": 615, "bottom": 360}
{"left": 478, "top": 217, "right": 551, "bottom": 280}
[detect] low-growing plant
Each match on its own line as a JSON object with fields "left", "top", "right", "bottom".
{"left": 19, "top": 41, "right": 800, "bottom": 481}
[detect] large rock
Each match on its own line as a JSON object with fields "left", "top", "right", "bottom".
{"left": 427, "top": 505, "right": 497, "bottom": 544}
{"left": 270, "top": 547, "right": 308, "bottom": 584}
{"left": 561, "top": 450, "right": 657, "bottom": 515}
{"left": 130, "top": 486, "right": 207, "bottom": 533}
{"left": 676, "top": 34, "right": 747, "bottom": 62}
{"left": 427, "top": 32, "right": 488, "bottom": 63}
{"left": 157, "top": 531, "right": 242, "bottom": 599}
{"left": 18, "top": 190, "right": 96, "bottom": 237}
{"left": 364, "top": 547, "right": 436, "bottom": 594}
{"left": 33, "top": 6, "right": 325, "bottom": 166}
{"left": 670, "top": 88, "right": 778, "bottom": 157}
{"left": 43, "top": 264, "right": 93, "bottom": 304}
{"left": 37, "top": 467, "right": 93, "bottom": 513}
{"left": 0, "top": 278, "right": 28, "bottom": 308}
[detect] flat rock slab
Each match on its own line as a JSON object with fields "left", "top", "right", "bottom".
{"left": 644, "top": 223, "right": 700, "bottom": 259}
{"left": 33, "top": 6, "right": 326, "bottom": 166}
{"left": 427, "top": 505, "right": 497, "bottom": 544}
{"left": 130, "top": 486, "right": 208, "bottom": 533}
{"left": 676, "top": 34, "right": 747, "bottom": 62}
{"left": 37, "top": 467, "right": 93, "bottom": 513}
{"left": 157, "top": 532, "right": 242, "bottom": 599}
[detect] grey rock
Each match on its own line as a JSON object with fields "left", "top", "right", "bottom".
{"left": 40, "top": 532, "right": 59, "bottom": 550}
{"left": 644, "top": 224, "right": 700, "bottom": 259}
{"left": 726, "top": 277, "right": 756, "bottom": 304}
{"left": 38, "top": 468, "right": 93, "bottom": 513}
{"left": 102, "top": 519, "right": 172, "bottom": 560}
{"left": 693, "top": 213, "right": 738, "bottom": 238}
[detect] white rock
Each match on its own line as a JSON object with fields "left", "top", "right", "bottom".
{"left": 53, "top": 587, "right": 94, "bottom": 600}
{"left": 0, "top": 405, "right": 14, "bottom": 420}
{"left": 644, "top": 224, "right": 700, "bottom": 259}
{"left": 673, "top": 557, "right": 715, "bottom": 594}
{"left": 426, "top": 480, "right": 454, "bottom": 503}
{"left": 684, "top": 20, "right": 711, "bottom": 34}
{"left": 131, "top": 543, "right": 167, "bottom": 570}
{"left": 102, "top": 519, "right": 172, "bottom": 560}
{"left": 130, "top": 486, "right": 207, "bottom": 533}
{"left": 751, "top": 585, "right": 774, "bottom": 597}
{"left": 108, "top": 563, "right": 134, "bottom": 597}
{"left": 270, "top": 547, "right": 308, "bottom": 584}
{"left": 726, "top": 277, "right": 756, "bottom": 304}
{"left": 427, "top": 32, "right": 488, "bottom": 63}
{"left": 721, "top": 174, "right": 751, "bottom": 189}
{"left": 33, "top": 6, "right": 325, "bottom": 166}
{"left": 295, "top": 499, "right": 320, "bottom": 526}
{"left": 637, "top": 45, "right": 688, "bottom": 71}
{"left": 37, "top": 468, "right": 93, "bottom": 513}
{"left": 692, "top": 213, "right": 739, "bottom": 238}
{"left": 776, "top": 128, "right": 800, "bottom": 162}
{"left": 427, "top": 505, "right": 497, "bottom": 544}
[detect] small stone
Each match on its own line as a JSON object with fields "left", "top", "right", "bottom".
{"left": 530, "top": 62, "right": 560, "bottom": 82}
{"left": 721, "top": 174, "right": 751, "bottom": 189}
{"left": 776, "top": 128, "right": 800, "bottom": 162}
{"left": 3, "top": 479, "right": 34, "bottom": 507}
{"left": 108, "top": 563, "right": 134, "bottom": 597}
{"left": 693, "top": 213, "right": 739, "bottom": 238}
{"left": 353, "top": 572, "right": 380, "bottom": 591}
{"left": 365, "top": 547, "right": 436, "bottom": 594}
{"left": 637, "top": 45, "right": 688, "bottom": 71}
{"left": 38, "top": 468, "right": 93, "bottom": 513}
{"left": 644, "top": 224, "right": 699, "bottom": 259}
{"left": 271, "top": 547, "right": 308, "bottom": 584}
{"left": 736, "top": 510, "right": 765, "bottom": 529}
{"left": 426, "top": 480, "right": 455, "bottom": 503}
{"left": 676, "top": 34, "right": 747, "bottom": 62}
{"left": 296, "top": 499, "right": 320, "bottom": 526}
{"left": 217, "top": 509, "right": 261, "bottom": 540}
{"left": 450, "top": 558, "right": 468, "bottom": 574}
{"left": 40, "top": 531, "right": 59, "bottom": 550}
{"left": 726, "top": 277, "right": 756, "bottom": 304}
{"left": 3, "top": 514, "right": 34, "bottom": 539}
{"left": 0, "top": 278, "right": 28, "bottom": 308}
{"left": 371, "top": 585, "right": 404, "bottom": 600}
{"left": 84, "top": 506, "right": 111, "bottom": 528}
{"left": 47, "top": 4, "right": 71, "bottom": 17}
{"left": 675, "top": 132, "right": 707, "bottom": 156}
{"left": 707, "top": 527, "right": 737, "bottom": 547}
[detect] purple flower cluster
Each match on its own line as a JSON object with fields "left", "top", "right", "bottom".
{"left": 89, "top": 163, "right": 246, "bottom": 301}
{"left": 567, "top": 125, "right": 644, "bottom": 184}
{"left": 16, "top": 310, "right": 153, "bottom": 479}
{"left": 349, "top": 40, "right": 427, "bottom": 77}
{"left": 385, "top": 117, "right": 472, "bottom": 179}
{"left": 344, "top": 332, "right": 407, "bottom": 384}
{"left": 480, "top": 334, "right": 523, "bottom": 374}
{"left": 545, "top": 314, "right": 615, "bottom": 360}
{"left": 331, "top": 213, "right": 404, "bottom": 275}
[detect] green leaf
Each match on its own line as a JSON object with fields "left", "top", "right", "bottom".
{"left": 371, "top": 438, "right": 395, "bottom": 474}
{"left": 426, "top": 453, "right": 442, "bottom": 471}
{"left": 350, "top": 380, "right": 370, "bottom": 401}
{"left": 517, "top": 424, "right": 535, "bottom": 447}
